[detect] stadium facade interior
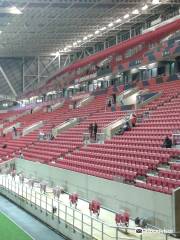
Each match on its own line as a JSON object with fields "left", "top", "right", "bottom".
{"left": 0, "top": 1, "right": 180, "bottom": 240}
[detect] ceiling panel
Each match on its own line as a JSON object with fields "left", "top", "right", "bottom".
{"left": 0, "top": 0, "right": 178, "bottom": 57}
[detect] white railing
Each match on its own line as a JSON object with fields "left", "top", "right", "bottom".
{"left": 77, "top": 95, "right": 94, "bottom": 108}
{"left": 51, "top": 100, "right": 65, "bottom": 111}
{"left": 0, "top": 175, "right": 140, "bottom": 240}
{"left": 22, "top": 121, "right": 44, "bottom": 136}
{"left": 3, "top": 122, "right": 21, "bottom": 134}
{"left": 52, "top": 118, "right": 79, "bottom": 137}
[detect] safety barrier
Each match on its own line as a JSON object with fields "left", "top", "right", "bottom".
{"left": 0, "top": 175, "right": 142, "bottom": 240}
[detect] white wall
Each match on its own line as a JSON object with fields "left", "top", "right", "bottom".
{"left": 16, "top": 158, "right": 174, "bottom": 230}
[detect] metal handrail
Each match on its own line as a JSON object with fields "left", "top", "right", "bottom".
{"left": 1, "top": 175, "right": 178, "bottom": 240}
{"left": 0, "top": 175, "right": 141, "bottom": 240}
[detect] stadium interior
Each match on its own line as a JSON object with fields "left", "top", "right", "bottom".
{"left": 0, "top": 0, "right": 180, "bottom": 240}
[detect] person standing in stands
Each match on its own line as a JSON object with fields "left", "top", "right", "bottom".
{"left": 89, "top": 123, "right": 93, "bottom": 139}
{"left": 30, "top": 108, "right": 33, "bottom": 114}
{"left": 107, "top": 98, "right": 112, "bottom": 108}
{"left": 73, "top": 101, "right": 77, "bottom": 109}
{"left": 13, "top": 126, "right": 17, "bottom": 136}
{"left": 93, "top": 123, "right": 98, "bottom": 141}
{"left": 112, "top": 93, "right": 116, "bottom": 104}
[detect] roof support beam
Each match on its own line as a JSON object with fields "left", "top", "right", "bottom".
{"left": 24, "top": 55, "right": 59, "bottom": 91}
{"left": 0, "top": 65, "right": 17, "bottom": 97}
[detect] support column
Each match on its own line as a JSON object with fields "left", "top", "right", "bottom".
{"left": 0, "top": 65, "right": 17, "bottom": 97}
{"left": 37, "top": 56, "right": 40, "bottom": 83}
{"left": 58, "top": 54, "right": 61, "bottom": 69}
{"left": 104, "top": 41, "right": 106, "bottom": 50}
{"left": 22, "top": 57, "right": 25, "bottom": 92}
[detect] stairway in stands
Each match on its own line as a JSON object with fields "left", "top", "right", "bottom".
{"left": 135, "top": 89, "right": 180, "bottom": 194}
{"left": 55, "top": 80, "right": 180, "bottom": 195}
{"left": 23, "top": 93, "right": 114, "bottom": 163}
{"left": 0, "top": 101, "right": 69, "bottom": 161}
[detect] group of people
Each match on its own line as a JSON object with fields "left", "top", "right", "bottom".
{"left": 89, "top": 123, "right": 98, "bottom": 140}
{"left": 116, "top": 113, "right": 137, "bottom": 136}
{"left": 38, "top": 131, "right": 55, "bottom": 141}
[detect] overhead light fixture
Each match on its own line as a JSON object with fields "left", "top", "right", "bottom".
{"left": 54, "top": 51, "right": 60, "bottom": 56}
{"left": 9, "top": 6, "right": 22, "bottom": 15}
{"left": 142, "top": 4, "right": 148, "bottom": 10}
{"left": 64, "top": 46, "right": 71, "bottom": 51}
{"left": 77, "top": 40, "right": 82, "bottom": 43}
{"left": 87, "top": 34, "right": 93, "bottom": 38}
{"left": 115, "top": 18, "right": 121, "bottom": 23}
{"left": 73, "top": 42, "right": 77, "bottom": 46}
{"left": 131, "top": 68, "right": 138, "bottom": 74}
{"left": 95, "top": 30, "right": 100, "bottom": 34}
{"left": 108, "top": 22, "right": 114, "bottom": 27}
{"left": 83, "top": 36, "right": 88, "bottom": 40}
{"left": 0, "top": 31, "right": 2, "bottom": 34}
{"left": 100, "top": 27, "right": 107, "bottom": 31}
{"left": 132, "top": 9, "right": 139, "bottom": 15}
{"left": 148, "top": 62, "right": 157, "bottom": 69}
{"left": 152, "top": 0, "right": 160, "bottom": 4}
{"left": 124, "top": 14, "right": 130, "bottom": 19}
{"left": 139, "top": 65, "right": 147, "bottom": 70}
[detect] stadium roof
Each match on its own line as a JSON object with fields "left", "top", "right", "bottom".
{"left": 0, "top": 0, "right": 179, "bottom": 57}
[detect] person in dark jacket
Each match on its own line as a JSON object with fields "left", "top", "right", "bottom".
{"left": 112, "top": 93, "right": 116, "bottom": 104}
{"left": 93, "top": 123, "right": 98, "bottom": 141}
{"left": 89, "top": 123, "right": 93, "bottom": 138}
{"left": 107, "top": 99, "right": 111, "bottom": 108}
{"left": 13, "top": 126, "right": 17, "bottom": 136}
{"left": 162, "top": 136, "right": 172, "bottom": 148}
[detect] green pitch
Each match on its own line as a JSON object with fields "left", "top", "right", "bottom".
{"left": 0, "top": 212, "right": 32, "bottom": 240}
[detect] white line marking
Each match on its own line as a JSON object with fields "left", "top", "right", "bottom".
{"left": 0, "top": 209, "right": 36, "bottom": 240}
